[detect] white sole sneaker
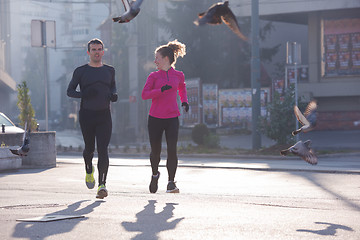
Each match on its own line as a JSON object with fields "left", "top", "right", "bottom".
{"left": 96, "top": 186, "right": 108, "bottom": 199}
{"left": 166, "top": 188, "right": 179, "bottom": 193}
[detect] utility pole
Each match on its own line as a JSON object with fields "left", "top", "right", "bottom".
{"left": 31, "top": 20, "right": 56, "bottom": 131}
{"left": 251, "top": 0, "right": 261, "bottom": 149}
{"left": 286, "top": 42, "right": 301, "bottom": 141}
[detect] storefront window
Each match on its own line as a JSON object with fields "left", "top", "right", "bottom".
{"left": 322, "top": 17, "right": 360, "bottom": 77}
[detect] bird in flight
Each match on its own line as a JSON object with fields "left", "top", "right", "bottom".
{"left": 193, "top": 1, "right": 248, "bottom": 41}
{"left": 9, "top": 122, "right": 30, "bottom": 156}
{"left": 113, "top": 0, "right": 144, "bottom": 23}
{"left": 280, "top": 140, "right": 318, "bottom": 165}
{"left": 292, "top": 100, "right": 317, "bottom": 136}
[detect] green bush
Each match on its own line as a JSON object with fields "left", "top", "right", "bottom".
{"left": 259, "top": 85, "right": 306, "bottom": 145}
{"left": 17, "top": 81, "right": 37, "bottom": 130}
{"left": 191, "top": 123, "right": 209, "bottom": 145}
{"left": 192, "top": 124, "right": 220, "bottom": 148}
{"left": 204, "top": 132, "right": 220, "bottom": 148}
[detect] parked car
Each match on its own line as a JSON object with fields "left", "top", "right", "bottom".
{"left": 0, "top": 112, "right": 25, "bottom": 134}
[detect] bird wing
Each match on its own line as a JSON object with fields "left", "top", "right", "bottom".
{"left": 195, "top": 3, "right": 223, "bottom": 26}
{"left": 130, "top": 0, "right": 144, "bottom": 9}
{"left": 22, "top": 122, "right": 28, "bottom": 142}
{"left": 220, "top": 6, "right": 248, "bottom": 40}
{"left": 294, "top": 141, "right": 318, "bottom": 165}
{"left": 113, "top": 10, "right": 130, "bottom": 22}
{"left": 303, "top": 140, "right": 312, "bottom": 149}
{"left": 113, "top": 0, "right": 142, "bottom": 23}
{"left": 20, "top": 122, "right": 30, "bottom": 155}
{"left": 294, "top": 105, "right": 310, "bottom": 126}
{"left": 281, "top": 141, "right": 298, "bottom": 156}
{"left": 113, "top": 9, "right": 139, "bottom": 23}
{"left": 9, "top": 149, "right": 20, "bottom": 156}
{"left": 122, "top": 0, "right": 129, "bottom": 11}
{"left": 23, "top": 122, "right": 30, "bottom": 144}
{"left": 300, "top": 149, "right": 318, "bottom": 165}
{"left": 304, "top": 100, "right": 317, "bottom": 117}
{"left": 280, "top": 148, "right": 290, "bottom": 156}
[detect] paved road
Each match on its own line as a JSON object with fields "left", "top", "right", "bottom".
{"left": 1, "top": 155, "right": 360, "bottom": 240}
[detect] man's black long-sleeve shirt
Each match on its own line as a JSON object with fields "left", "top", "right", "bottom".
{"left": 67, "top": 64, "right": 116, "bottom": 111}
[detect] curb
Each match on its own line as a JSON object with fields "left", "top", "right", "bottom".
{"left": 56, "top": 151, "right": 360, "bottom": 160}
{"left": 55, "top": 156, "right": 360, "bottom": 175}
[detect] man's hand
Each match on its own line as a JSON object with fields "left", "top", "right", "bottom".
{"left": 110, "top": 93, "right": 118, "bottom": 102}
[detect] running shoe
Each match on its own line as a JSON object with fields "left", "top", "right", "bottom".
{"left": 85, "top": 165, "right": 95, "bottom": 189}
{"left": 149, "top": 171, "right": 160, "bottom": 193}
{"left": 96, "top": 184, "right": 108, "bottom": 199}
{"left": 166, "top": 181, "right": 179, "bottom": 193}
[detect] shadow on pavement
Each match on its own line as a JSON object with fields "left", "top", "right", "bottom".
{"left": 12, "top": 200, "right": 103, "bottom": 240}
{"left": 297, "top": 222, "right": 354, "bottom": 236}
{"left": 292, "top": 172, "right": 360, "bottom": 212}
{"left": 0, "top": 168, "right": 51, "bottom": 178}
{"left": 122, "top": 200, "right": 184, "bottom": 240}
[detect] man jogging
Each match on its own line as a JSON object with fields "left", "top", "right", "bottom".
{"left": 67, "top": 38, "right": 118, "bottom": 199}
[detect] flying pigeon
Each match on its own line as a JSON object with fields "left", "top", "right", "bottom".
{"left": 9, "top": 123, "right": 30, "bottom": 156}
{"left": 193, "top": 1, "right": 248, "bottom": 41}
{"left": 112, "top": 0, "right": 144, "bottom": 23}
{"left": 292, "top": 100, "right": 317, "bottom": 136}
{"left": 280, "top": 140, "right": 318, "bottom": 165}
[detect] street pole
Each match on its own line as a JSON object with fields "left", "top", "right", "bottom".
{"left": 294, "top": 61, "right": 298, "bottom": 141}
{"left": 41, "top": 21, "right": 49, "bottom": 131}
{"left": 251, "top": 0, "right": 261, "bottom": 149}
{"left": 31, "top": 19, "right": 55, "bottom": 131}
{"left": 44, "top": 46, "right": 49, "bottom": 131}
{"left": 286, "top": 42, "right": 301, "bottom": 141}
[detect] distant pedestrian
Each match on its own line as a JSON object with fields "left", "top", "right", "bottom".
{"left": 141, "top": 39, "right": 189, "bottom": 193}
{"left": 67, "top": 38, "right": 118, "bottom": 199}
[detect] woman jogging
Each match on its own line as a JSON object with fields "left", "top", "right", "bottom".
{"left": 141, "top": 39, "right": 189, "bottom": 193}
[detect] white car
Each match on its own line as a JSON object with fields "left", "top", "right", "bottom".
{"left": 0, "top": 112, "right": 25, "bottom": 134}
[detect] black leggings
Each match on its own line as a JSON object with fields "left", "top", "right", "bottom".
{"left": 79, "top": 108, "right": 112, "bottom": 186}
{"left": 148, "top": 116, "right": 179, "bottom": 181}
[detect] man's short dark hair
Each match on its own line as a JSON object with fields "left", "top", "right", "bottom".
{"left": 87, "top": 38, "right": 104, "bottom": 51}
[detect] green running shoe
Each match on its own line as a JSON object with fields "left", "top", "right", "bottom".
{"left": 85, "top": 165, "right": 95, "bottom": 189}
{"left": 96, "top": 184, "right": 108, "bottom": 199}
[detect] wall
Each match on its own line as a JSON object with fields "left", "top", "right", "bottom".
{"left": 300, "top": 10, "right": 360, "bottom": 130}
{"left": 0, "top": 131, "right": 56, "bottom": 167}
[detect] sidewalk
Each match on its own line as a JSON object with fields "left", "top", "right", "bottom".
{"left": 56, "top": 129, "right": 360, "bottom": 151}
{"left": 57, "top": 154, "right": 360, "bottom": 174}
{"left": 54, "top": 129, "right": 360, "bottom": 175}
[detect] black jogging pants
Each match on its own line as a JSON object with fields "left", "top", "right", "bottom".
{"left": 79, "top": 108, "right": 112, "bottom": 186}
{"left": 148, "top": 115, "right": 179, "bottom": 181}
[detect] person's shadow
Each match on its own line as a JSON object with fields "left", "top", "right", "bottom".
{"left": 297, "top": 222, "right": 354, "bottom": 236}
{"left": 122, "top": 200, "right": 184, "bottom": 240}
{"left": 12, "top": 200, "right": 103, "bottom": 240}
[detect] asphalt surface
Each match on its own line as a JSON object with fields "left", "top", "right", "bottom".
{"left": 1, "top": 130, "right": 359, "bottom": 239}
{"left": 1, "top": 155, "right": 360, "bottom": 240}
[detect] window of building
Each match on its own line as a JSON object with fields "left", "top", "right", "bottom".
{"left": 321, "top": 17, "right": 360, "bottom": 77}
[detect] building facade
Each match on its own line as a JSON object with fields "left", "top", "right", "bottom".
{"left": 5, "top": 0, "right": 108, "bottom": 129}
{"left": 0, "top": 0, "right": 17, "bottom": 117}
{"left": 236, "top": 0, "right": 360, "bottom": 130}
